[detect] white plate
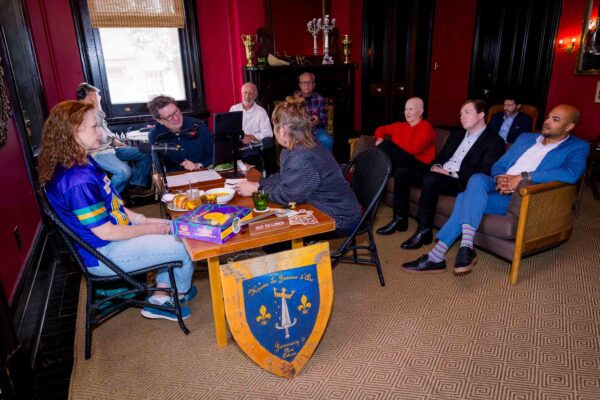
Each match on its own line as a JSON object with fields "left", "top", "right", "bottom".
{"left": 166, "top": 202, "right": 187, "bottom": 212}
{"left": 253, "top": 207, "right": 270, "bottom": 214}
{"left": 212, "top": 164, "right": 234, "bottom": 172}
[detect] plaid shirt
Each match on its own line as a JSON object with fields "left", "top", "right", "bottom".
{"left": 303, "top": 92, "right": 327, "bottom": 128}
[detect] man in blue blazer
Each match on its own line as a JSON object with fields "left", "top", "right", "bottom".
{"left": 402, "top": 104, "right": 589, "bottom": 275}
{"left": 488, "top": 96, "right": 532, "bottom": 143}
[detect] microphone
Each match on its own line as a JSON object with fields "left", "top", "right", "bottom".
{"left": 138, "top": 143, "right": 182, "bottom": 153}
{"left": 239, "top": 141, "right": 264, "bottom": 152}
{"left": 178, "top": 123, "right": 199, "bottom": 138}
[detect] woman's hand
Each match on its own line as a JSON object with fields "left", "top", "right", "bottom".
{"left": 235, "top": 181, "right": 260, "bottom": 197}
{"left": 145, "top": 222, "right": 171, "bottom": 235}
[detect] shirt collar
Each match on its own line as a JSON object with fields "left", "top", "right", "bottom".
{"left": 466, "top": 125, "right": 486, "bottom": 138}
{"left": 536, "top": 134, "right": 570, "bottom": 146}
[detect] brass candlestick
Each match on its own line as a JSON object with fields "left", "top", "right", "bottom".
{"left": 241, "top": 34, "right": 257, "bottom": 68}
{"left": 342, "top": 34, "right": 352, "bottom": 64}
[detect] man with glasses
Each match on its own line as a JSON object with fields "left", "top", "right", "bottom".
{"left": 295, "top": 72, "right": 334, "bottom": 151}
{"left": 147, "top": 95, "right": 213, "bottom": 172}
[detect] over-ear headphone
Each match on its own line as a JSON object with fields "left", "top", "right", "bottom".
{"left": 75, "top": 85, "right": 88, "bottom": 100}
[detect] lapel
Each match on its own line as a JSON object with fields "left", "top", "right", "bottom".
{"left": 461, "top": 128, "right": 491, "bottom": 165}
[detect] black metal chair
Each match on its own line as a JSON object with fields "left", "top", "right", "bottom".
{"left": 330, "top": 148, "right": 392, "bottom": 286}
{"left": 37, "top": 188, "right": 190, "bottom": 359}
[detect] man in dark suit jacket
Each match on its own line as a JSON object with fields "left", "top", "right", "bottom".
{"left": 488, "top": 96, "right": 532, "bottom": 144}
{"left": 401, "top": 99, "right": 505, "bottom": 249}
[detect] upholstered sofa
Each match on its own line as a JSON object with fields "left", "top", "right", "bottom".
{"left": 349, "top": 130, "right": 578, "bottom": 284}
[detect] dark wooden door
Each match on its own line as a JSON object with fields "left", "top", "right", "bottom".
{"left": 469, "top": 0, "right": 562, "bottom": 127}
{"left": 361, "top": 0, "right": 435, "bottom": 134}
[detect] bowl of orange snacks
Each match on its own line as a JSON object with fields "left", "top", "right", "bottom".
{"left": 204, "top": 187, "right": 235, "bottom": 204}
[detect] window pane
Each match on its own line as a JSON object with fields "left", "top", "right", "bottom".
{"left": 98, "top": 28, "right": 186, "bottom": 104}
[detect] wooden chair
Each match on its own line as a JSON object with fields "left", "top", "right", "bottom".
{"left": 486, "top": 103, "right": 539, "bottom": 128}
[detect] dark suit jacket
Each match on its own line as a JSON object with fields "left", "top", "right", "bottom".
{"left": 433, "top": 128, "right": 505, "bottom": 189}
{"left": 488, "top": 112, "right": 532, "bottom": 144}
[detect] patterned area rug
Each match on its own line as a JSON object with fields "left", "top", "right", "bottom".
{"left": 69, "top": 191, "right": 600, "bottom": 399}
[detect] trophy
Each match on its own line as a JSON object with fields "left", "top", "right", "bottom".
{"left": 342, "top": 34, "right": 352, "bottom": 64}
{"left": 241, "top": 34, "right": 257, "bottom": 68}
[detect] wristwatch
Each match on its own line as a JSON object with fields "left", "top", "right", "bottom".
{"left": 521, "top": 171, "right": 530, "bottom": 181}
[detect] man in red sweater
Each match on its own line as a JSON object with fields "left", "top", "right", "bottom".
{"left": 375, "top": 97, "right": 437, "bottom": 234}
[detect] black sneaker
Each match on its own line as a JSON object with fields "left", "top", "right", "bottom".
{"left": 454, "top": 246, "right": 477, "bottom": 275}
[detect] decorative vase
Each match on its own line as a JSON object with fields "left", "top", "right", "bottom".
{"left": 241, "top": 34, "right": 257, "bottom": 68}
{"left": 342, "top": 34, "right": 352, "bottom": 64}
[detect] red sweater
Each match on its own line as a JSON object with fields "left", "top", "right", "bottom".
{"left": 374, "top": 119, "right": 436, "bottom": 164}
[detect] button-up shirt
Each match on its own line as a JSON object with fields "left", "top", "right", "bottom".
{"left": 229, "top": 102, "right": 273, "bottom": 141}
{"left": 498, "top": 113, "right": 517, "bottom": 142}
{"left": 441, "top": 126, "right": 486, "bottom": 178}
{"left": 506, "top": 135, "right": 569, "bottom": 175}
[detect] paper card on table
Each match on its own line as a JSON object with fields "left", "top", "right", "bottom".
{"left": 166, "top": 170, "right": 222, "bottom": 187}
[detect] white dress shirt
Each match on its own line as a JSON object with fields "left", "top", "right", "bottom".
{"left": 506, "top": 135, "right": 569, "bottom": 175}
{"left": 229, "top": 102, "right": 273, "bottom": 141}
{"left": 440, "top": 126, "right": 486, "bottom": 178}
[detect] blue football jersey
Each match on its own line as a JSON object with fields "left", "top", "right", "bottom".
{"left": 46, "top": 157, "right": 130, "bottom": 267}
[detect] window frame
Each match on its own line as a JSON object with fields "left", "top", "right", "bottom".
{"left": 71, "top": 0, "right": 208, "bottom": 126}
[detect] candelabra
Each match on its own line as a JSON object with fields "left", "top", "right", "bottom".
{"left": 321, "top": 14, "right": 336, "bottom": 64}
{"left": 307, "top": 18, "right": 321, "bottom": 56}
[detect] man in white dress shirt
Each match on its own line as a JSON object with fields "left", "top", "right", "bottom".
{"left": 229, "top": 82, "right": 275, "bottom": 172}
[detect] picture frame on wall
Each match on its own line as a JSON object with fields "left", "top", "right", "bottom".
{"left": 595, "top": 81, "right": 600, "bottom": 103}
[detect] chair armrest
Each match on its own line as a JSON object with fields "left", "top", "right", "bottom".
{"left": 348, "top": 135, "right": 377, "bottom": 161}
{"left": 518, "top": 181, "right": 570, "bottom": 196}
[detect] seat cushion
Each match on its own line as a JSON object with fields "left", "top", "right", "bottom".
{"left": 478, "top": 214, "right": 518, "bottom": 240}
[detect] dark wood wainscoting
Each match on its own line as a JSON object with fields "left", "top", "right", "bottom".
{"left": 244, "top": 64, "right": 355, "bottom": 162}
{"left": 469, "top": 0, "right": 562, "bottom": 127}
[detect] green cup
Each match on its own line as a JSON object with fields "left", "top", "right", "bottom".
{"left": 252, "top": 190, "right": 268, "bottom": 211}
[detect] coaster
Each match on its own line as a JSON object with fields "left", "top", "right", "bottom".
{"left": 253, "top": 207, "right": 270, "bottom": 214}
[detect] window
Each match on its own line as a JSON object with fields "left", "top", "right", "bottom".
{"left": 72, "top": 0, "right": 207, "bottom": 125}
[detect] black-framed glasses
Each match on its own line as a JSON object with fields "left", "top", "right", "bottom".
{"left": 160, "top": 109, "right": 182, "bottom": 121}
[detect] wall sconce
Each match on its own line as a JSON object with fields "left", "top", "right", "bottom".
{"left": 558, "top": 37, "right": 577, "bottom": 53}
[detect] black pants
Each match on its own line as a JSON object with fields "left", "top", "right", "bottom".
{"left": 416, "top": 171, "right": 464, "bottom": 229}
{"left": 377, "top": 140, "right": 428, "bottom": 217}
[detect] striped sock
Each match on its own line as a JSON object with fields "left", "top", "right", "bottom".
{"left": 460, "top": 224, "right": 476, "bottom": 248}
{"left": 427, "top": 240, "right": 448, "bottom": 263}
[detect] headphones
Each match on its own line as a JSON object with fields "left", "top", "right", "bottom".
{"left": 75, "top": 83, "right": 97, "bottom": 100}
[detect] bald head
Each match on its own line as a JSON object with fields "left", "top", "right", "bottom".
{"left": 404, "top": 97, "right": 425, "bottom": 126}
{"left": 541, "top": 104, "right": 579, "bottom": 142}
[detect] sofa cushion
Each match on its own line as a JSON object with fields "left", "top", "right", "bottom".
{"left": 478, "top": 214, "right": 518, "bottom": 240}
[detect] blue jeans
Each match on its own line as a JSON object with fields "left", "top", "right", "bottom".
{"left": 315, "top": 128, "right": 334, "bottom": 152}
{"left": 91, "top": 234, "right": 194, "bottom": 293}
{"left": 93, "top": 147, "right": 152, "bottom": 193}
{"left": 115, "top": 146, "right": 152, "bottom": 188}
{"left": 436, "top": 174, "right": 512, "bottom": 247}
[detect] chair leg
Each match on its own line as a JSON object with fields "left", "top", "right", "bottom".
{"left": 351, "top": 237, "right": 358, "bottom": 261}
{"left": 167, "top": 267, "right": 190, "bottom": 335}
{"left": 367, "top": 229, "right": 385, "bottom": 287}
{"left": 509, "top": 251, "right": 523, "bottom": 285}
{"left": 85, "top": 281, "right": 94, "bottom": 359}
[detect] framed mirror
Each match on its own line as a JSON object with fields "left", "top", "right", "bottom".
{"left": 264, "top": 0, "right": 330, "bottom": 57}
{"left": 576, "top": 0, "right": 600, "bottom": 74}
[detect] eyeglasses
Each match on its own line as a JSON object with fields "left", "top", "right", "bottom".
{"left": 160, "top": 109, "right": 181, "bottom": 121}
{"left": 299, "top": 81, "right": 315, "bottom": 85}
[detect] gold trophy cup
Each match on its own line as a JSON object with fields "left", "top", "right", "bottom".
{"left": 241, "top": 34, "right": 257, "bottom": 68}
{"left": 342, "top": 34, "right": 352, "bottom": 64}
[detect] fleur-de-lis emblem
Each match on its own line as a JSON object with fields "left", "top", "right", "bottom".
{"left": 297, "top": 294, "right": 312, "bottom": 314}
{"left": 256, "top": 305, "right": 271, "bottom": 325}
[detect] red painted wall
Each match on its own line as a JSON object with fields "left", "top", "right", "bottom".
{"left": 547, "top": 0, "right": 599, "bottom": 140}
{"left": 427, "top": 0, "right": 478, "bottom": 127}
{"left": 0, "top": 101, "right": 41, "bottom": 299}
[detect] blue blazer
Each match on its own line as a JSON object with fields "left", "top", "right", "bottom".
{"left": 491, "top": 133, "right": 590, "bottom": 184}
{"left": 488, "top": 112, "right": 532, "bottom": 143}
